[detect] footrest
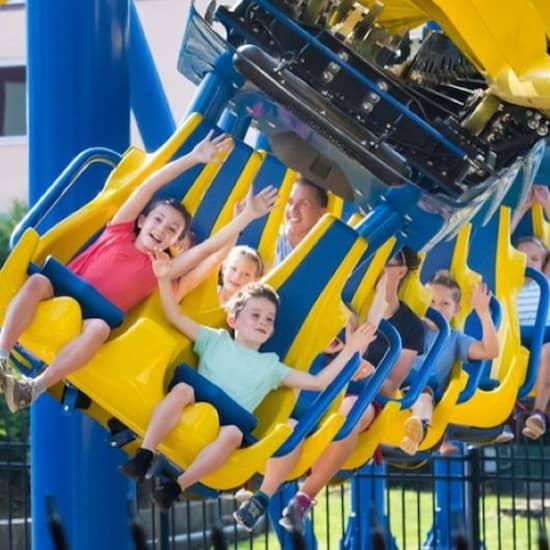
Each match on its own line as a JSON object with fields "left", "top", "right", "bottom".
{"left": 380, "top": 445, "right": 432, "bottom": 469}
{"left": 446, "top": 423, "right": 505, "bottom": 444}
{"left": 107, "top": 418, "right": 137, "bottom": 448}
{"left": 61, "top": 384, "right": 92, "bottom": 413}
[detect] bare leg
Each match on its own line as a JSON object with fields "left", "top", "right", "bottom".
{"left": 142, "top": 383, "right": 195, "bottom": 451}
{"left": 33, "top": 318, "right": 110, "bottom": 391}
{"left": 522, "top": 344, "right": 550, "bottom": 439}
{"left": 411, "top": 391, "right": 434, "bottom": 422}
{"left": 0, "top": 274, "right": 53, "bottom": 352}
{"left": 259, "top": 419, "right": 301, "bottom": 497}
{"left": 300, "top": 399, "right": 376, "bottom": 500}
{"left": 439, "top": 438, "right": 458, "bottom": 457}
{"left": 533, "top": 344, "right": 550, "bottom": 412}
{"left": 176, "top": 425, "right": 243, "bottom": 490}
{"left": 4, "top": 317, "right": 111, "bottom": 413}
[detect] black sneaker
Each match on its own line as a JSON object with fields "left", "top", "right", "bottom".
{"left": 152, "top": 480, "right": 182, "bottom": 512}
{"left": 233, "top": 494, "right": 267, "bottom": 532}
{"left": 119, "top": 448, "right": 153, "bottom": 483}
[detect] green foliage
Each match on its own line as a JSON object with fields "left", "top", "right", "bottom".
{"left": 0, "top": 199, "right": 29, "bottom": 449}
{"left": 0, "top": 199, "right": 27, "bottom": 267}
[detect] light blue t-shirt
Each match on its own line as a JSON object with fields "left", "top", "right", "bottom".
{"left": 194, "top": 326, "right": 290, "bottom": 413}
{"left": 408, "top": 326, "right": 474, "bottom": 400}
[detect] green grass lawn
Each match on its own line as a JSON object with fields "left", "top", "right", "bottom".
{"left": 234, "top": 484, "right": 548, "bottom": 549}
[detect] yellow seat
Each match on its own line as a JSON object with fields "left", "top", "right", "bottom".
{"left": 451, "top": 207, "right": 528, "bottom": 427}
{"left": 0, "top": 114, "right": 372, "bottom": 489}
{"left": 155, "top": 214, "right": 366, "bottom": 489}
{"left": 382, "top": 225, "right": 474, "bottom": 451}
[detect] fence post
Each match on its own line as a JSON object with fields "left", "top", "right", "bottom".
{"left": 467, "top": 446, "right": 482, "bottom": 550}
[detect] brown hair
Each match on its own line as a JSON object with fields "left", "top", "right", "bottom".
{"left": 514, "top": 235, "right": 549, "bottom": 256}
{"left": 225, "top": 283, "right": 280, "bottom": 318}
{"left": 139, "top": 197, "right": 192, "bottom": 240}
{"left": 296, "top": 177, "right": 329, "bottom": 209}
{"left": 220, "top": 246, "right": 264, "bottom": 286}
{"left": 430, "top": 270, "right": 462, "bottom": 303}
{"left": 388, "top": 246, "right": 421, "bottom": 272}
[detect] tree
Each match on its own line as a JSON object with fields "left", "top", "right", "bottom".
{"left": 0, "top": 199, "right": 29, "bottom": 445}
{"left": 0, "top": 199, "right": 27, "bottom": 267}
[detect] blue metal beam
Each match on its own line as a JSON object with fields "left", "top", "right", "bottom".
{"left": 27, "top": 1, "right": 134, "bottom": 548}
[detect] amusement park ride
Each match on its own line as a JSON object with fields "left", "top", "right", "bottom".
{"left": 3, "top": 1, "right": 550, "bottom": 548}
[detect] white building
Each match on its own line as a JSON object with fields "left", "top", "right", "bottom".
{"left": 0, "top": 0, "right": 201, "bottom": 211}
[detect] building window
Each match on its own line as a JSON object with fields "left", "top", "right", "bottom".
{"left": 0, "top": 65, "right": 26, "bottom": 137}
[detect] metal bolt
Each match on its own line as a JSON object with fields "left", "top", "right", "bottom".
{"left": 368, "top": 91, "right": 380, "bottom": 103}
{"left": 361, "top": 101, "right": 374, "bottom": 113}
{"left": 338, "top": 50, "right": 349, "bottom": 62}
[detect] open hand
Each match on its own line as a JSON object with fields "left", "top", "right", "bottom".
{"left": 241, "top": 185, "right": 279, "bottom": 221}
{"left": 470, "top": 280, "right": 491, "bottom": 313}
{"left": 345, "top": 321, "right": 377, "bottom": 354}
{"left": 519, "top": 187, "right": 536, "bottom": 212}
{"left": 191, "top": 130, "right": 233, "bottom": 164}
{"left": 150, "top": 248, "right": 173, "bottom": 279}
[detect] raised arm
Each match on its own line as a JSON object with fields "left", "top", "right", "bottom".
{"left": 533, "top": 184, "right": 550, "bottom": 222}
{"left": 367, "top": 272, "right": 387, "bottom": 327}
{"left": 152, "top": 250, "right": 200, "bottom": 341}
{"left": 173, "top": 243, "right": 233, "bottom": 301}
{"left": 167, "top": 185, "right": 278, "bottom": 279}
{"left": 510, "top": 187, "right": 535, "bottom": 234}
{"left": 283, "top": 322, "right": 377, "bottom": 391}
{"left": 112, "top": 131, "right": 233, "bottom": 225}
{"left": 467, "top": 281, "right": 499, "bottom": 360}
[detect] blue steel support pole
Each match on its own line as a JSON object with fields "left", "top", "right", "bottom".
{"left": 342, "top": 463, "right": 397, "bottom": 550}
{"left": 217, "top": 108, "right": 251, "bottom": 140}
{"left": 181, "top": 50, "right": 243, "bottom": 123}
{"left": 27, "top": 2, "right": 134, "bottom": 549}
{"left": 130, "top": 1, "right": 175, "bottom": 151}
{"left": 423, "top": 449, "right": 468, "bottom": 550}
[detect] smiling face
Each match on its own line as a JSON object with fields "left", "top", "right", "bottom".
{"left": 227, "top": 296, "right": 277, "bottom": 349}
{"left": 284, "top": 181, "right": 326, "bottom": 246}
{"left": 221, "top": 253, "right": 262, "bottom": 300}
{"left": 429, "top": 283, "right": 460, "bottom": 322}
{"left": 135, "top": 203, "right": 187, "bottom": 252}
{"left": 517, "top": 240, "right": 547, "bottom": 272}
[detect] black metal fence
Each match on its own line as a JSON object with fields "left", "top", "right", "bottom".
{"left": 2, "top": 413, "right": 549, "bottom": 550}
{"left": 0, "top": 402, "right": 30, "bottom": 550}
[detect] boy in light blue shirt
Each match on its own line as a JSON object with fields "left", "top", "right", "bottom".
{"left": 400, "top": 270, "right": 499, "bottom": 455}
{"left": 120, "top": 250, "right": 377, "bottom": 510}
